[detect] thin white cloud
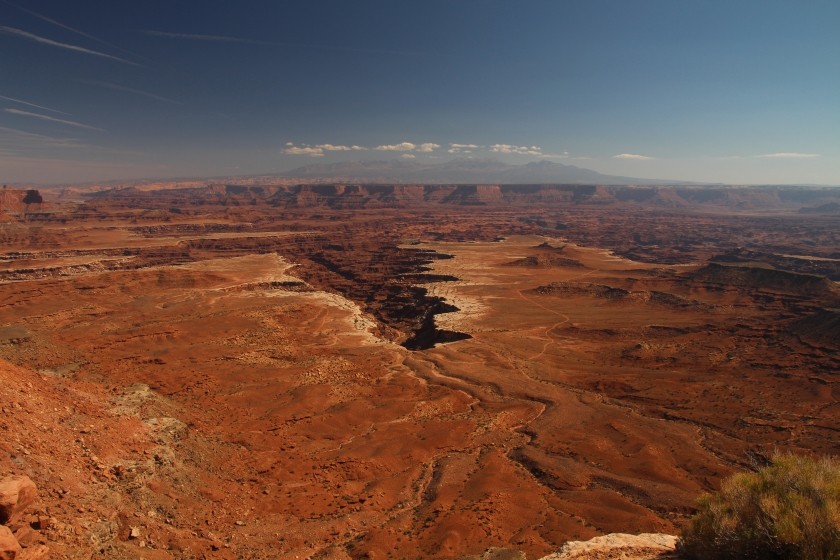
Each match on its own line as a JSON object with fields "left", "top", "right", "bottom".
{"left": 139, "top": 29, "right": 418, "bottom": 57}
{"left": 316, "top": 144, "right": 367, "bottom": 151}
{"left": 283, "top": 145, "right": 324, "bottom": 157}
{"left": 375, "top": 142, "right": 417, "bottom": 152}
{"left": 491, "top": 144, "right": 544, "bottom": 156}
{"left": 613, "top": 153, "right": 655, "bottom": 160}
{"left": 448, "top": 143, "right": 480, "bottom": 154}
{"left": 5, "top": 108, "right": 104, "bottom": 131}
{"left": 282, "top": 141, "right": 580, "bottom": 159}
{"left": 0, "top": 126, "right": 137, "bottom": 160}
{"left": 0, "top": 26, "right": 140, "bottom": 66}
{"left": 284, "top": 143, "right": 368, "bottom": 156}
{"left": 0, "top": 125, "right": 88, "bottom": 148}
{"left": 139, "top": 30, "right": 263, "bottom": 45}
{"left": 758, "top": 152, "right": 820, "bottom": 159}
{"left": 1, "top": 0, "right": 144, "bottom": 61}
{"left": 400, "top": 154, "right": 416, "bottom": 159}
{"left": 375, "top": 141, "right": 441, "bottom": 152}
{"left": 83, "top": 80, "right": 183, "bottom": 105}
{"left": 0, "top": 95, "right": 70, "bottom": 115}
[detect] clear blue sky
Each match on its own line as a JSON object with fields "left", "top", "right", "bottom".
{"left": 1, "top": 0, "right": 838, "bottom": 184}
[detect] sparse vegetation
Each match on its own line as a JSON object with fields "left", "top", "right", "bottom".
{"left": 679, "top": 454, "right": 840, "bottom": 560}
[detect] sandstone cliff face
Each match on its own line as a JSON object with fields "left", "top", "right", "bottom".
{"left": 0, "top": 189, "right": 42, "bottom": 215}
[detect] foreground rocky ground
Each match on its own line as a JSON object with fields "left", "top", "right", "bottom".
{"left": 1, "top": 184, "right": 837, "bottom": 558}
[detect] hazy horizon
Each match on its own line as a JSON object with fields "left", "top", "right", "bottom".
{"left": 2, "top": 1, "right": 839, "bottom": 185}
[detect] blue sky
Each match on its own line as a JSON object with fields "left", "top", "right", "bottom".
{"left": 1, "top": 0, "right": 838, "bottom": 184}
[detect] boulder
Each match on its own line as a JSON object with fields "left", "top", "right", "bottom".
{"left": 0, "top": 525, "right": 22, "bottom": 560}
{"left": 11, "top": 527, "right": 34, "bottom": 548}
{"left": 0, "top": 477, "right": 37, "bottom": 525}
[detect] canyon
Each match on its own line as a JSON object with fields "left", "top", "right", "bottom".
{"left": 0, "top": 182, "right": 838, "bottom": 559}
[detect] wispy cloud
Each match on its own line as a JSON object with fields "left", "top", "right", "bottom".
{"left": 375, "top": 141, "right": 440, "bottom": 153}
{"left": 0, "top": 94, "right": 71, "bottom": 115}
{"left": 139, "top": 29, "right": 419, "bottom": 56}
{"left": 0, "top": 125, "right": 85, "bottom": 146}
{"left": 0, "top": 0, "right": 144, "bottom": 61}
{"left": 0, "top": 26, "right": 140, "bottom": 66}
{"left": 139, "top": 30, "right": 265, "bottom": 45}
{"left": 0, "top": 125, "right": 143, "bottom": 166}
{"left": 316, "top": 144, "right": 367, "bottom": 152}
{"left": 539, "top": 151, "right": 571, "bottom": 159}
{"left": 448, "top": 143, "right": 480, "bottom": 154}
{"left": 283, "top": 144, "right": 324, "bottom": 157}
{"left": 0, "top": 125, "right": 96, "bottom": 154}
{"left": 491, "top": 144, "right": 544, "bottom": 156}
{"left": 5, "top": 108, "right": 104, "bottom": 131}
{"left": 758, "top": 152, "right": 820, "bottom": 159}
{"left": 281, "top": 140, "right": 578, "bottom": 160}
{"left": 82, "top": 80, "right": 183, "bottom": 105}
{"left": 613, "top": 153, "right": 655, "bottom": 160}
{"left": 285, "top": 141, "right": 437, "bottom": 157}
{"left": 375, "top": 142, "right": 417, "bottom": 152}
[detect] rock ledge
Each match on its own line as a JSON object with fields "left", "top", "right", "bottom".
{"left": 539, "top": 533, "right": 678, "bottom": 560}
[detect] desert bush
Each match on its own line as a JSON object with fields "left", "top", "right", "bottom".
{"left": 679, "top": 454, "right": 840, "bottom": 560}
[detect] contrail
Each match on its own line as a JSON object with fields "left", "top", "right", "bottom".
{"left": 0, "top": 26, "right": 141, "bottom": 66}
{"left": 139, "top": 29, "right": 421, "bottom": 56}
{"left": 0, "top": 125, "right": 90, "bottom": 149}
{"left": 0, "top": 95, "right": 71, "bottom": 115}
{"left": 5, "top": 108, "right": 105, "bottom": 131}
{"left": 139, "top": 29, "right": 266, "bottom": 45}
{"left": 0, "top": 0, "right": 146, "bottom": 62}
{"left": 83, "top": 80, "right": 183, "bottom": 105}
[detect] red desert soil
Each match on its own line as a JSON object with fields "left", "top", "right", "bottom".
{"left": 1, "top": 184, "right": 838, "bottom": 559}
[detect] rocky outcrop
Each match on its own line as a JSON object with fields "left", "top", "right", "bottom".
{"left": 690, "top": 262, "right": 836, "bottom": 298}
{"left": 0, "top": 525, "right": 22, "bottom": 560}
{"left": 466, "top": 534, "right": 679, "bottom": 560}
{"left": 539, "top": 533, "right": 678, "bottom": 560}
{"left": 0, "top": 476, "right": 48, "bottom": 559}
{"left": 0, "top": 189, "right": 43, "bottom": 216}
{"left": 0, "top": 476, "right": 36, "bottom": 525}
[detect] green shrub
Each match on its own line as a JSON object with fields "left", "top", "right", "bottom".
{"left": 679, "top": 454, "right": 840, "bottom": 560}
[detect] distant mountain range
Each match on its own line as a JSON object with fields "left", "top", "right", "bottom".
{"left": 284, "top": 158, "right": 685, "bottom": 185}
